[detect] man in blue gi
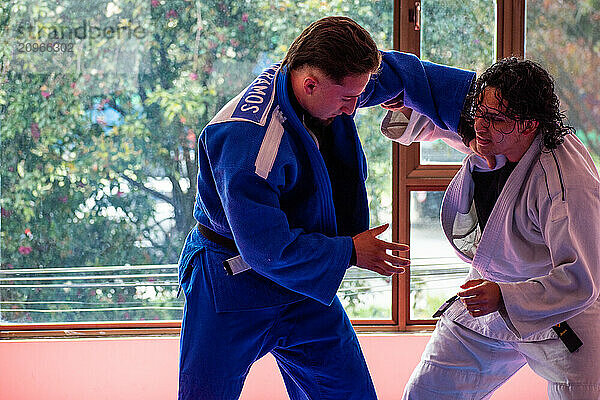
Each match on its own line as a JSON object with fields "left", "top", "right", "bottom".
{"left": 178, "top": 16, "right": 475, "bottom": 399}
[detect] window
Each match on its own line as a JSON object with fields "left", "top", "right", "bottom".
{"left": 0, "top": 0, "right": 396, "bottom": 336}
{"left": 396, "top": 0, "right": 496, "bottom": 328}
{"left": 418, "top": 0, "right": 495, "bottom": 165}
{"left": 525, "top": 0, "right": 600, "bottom": 168}
{"left": 397, "top": 0, "right": 600, "bottom": 329}
{"left": 409, "top": 191, "right": 469, "bottom": 320}
{"left": 3, "top": 0, "right": 596, "bottom": 337}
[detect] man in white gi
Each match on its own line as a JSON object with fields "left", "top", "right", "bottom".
{"left": 381, "top": 58, "right": 600, "bottom": 399}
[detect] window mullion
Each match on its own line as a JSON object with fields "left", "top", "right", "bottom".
{"left": 497, "top": 0, "right": 526, "bottom": 59}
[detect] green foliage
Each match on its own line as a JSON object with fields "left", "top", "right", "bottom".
{"left": 421, "top": 0, "right": 495, "bottom": 72}
{"left": 526, "top": 0, "right": 600, "bottom": 159}
{"left": 1, "top": 0, "right": 598, "bottom": 324}
{"left": 1, "top": 0, "right": 394, "bottom": 323}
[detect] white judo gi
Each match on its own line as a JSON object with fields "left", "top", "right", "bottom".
{"left": 381, "top": 111, "right": 600, "bottom": 399}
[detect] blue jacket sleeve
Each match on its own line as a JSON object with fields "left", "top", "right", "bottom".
{"left": 359, "top": 51, "right": 476, "bottom": 132}
{"left": 212, "top": 159, "right": 352, "bottom": 307}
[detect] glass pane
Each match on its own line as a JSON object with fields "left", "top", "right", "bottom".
{"left": 409, "top": 191, "right": 469, "bottom": 320}
{"left": 526, "top": 0, "right": 600, "bottom": 169}
{"left": 0, "top": 0, "right": 394, "bottom": 324}
{"left": 419, "top": 0, "right": 496, "bottom": 164}
{"left": 420, "top": 141, "right": 467, "bottom": 164}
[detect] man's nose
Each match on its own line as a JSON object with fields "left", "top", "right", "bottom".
{"left": 341, "top": 98, "right": 358, "bottom": 115}
{"left": 474, "top": 116, "right": 488, "bottom": 132}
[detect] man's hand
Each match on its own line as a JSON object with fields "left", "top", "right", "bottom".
{"left": 381, "top": 97, "right": 413, "bottom": 121}
{"left": 352, "top": 224, "right": 409, "bottom": 276}
{"left": 469, "top": 139, "right": 496, "bottom": 169}
{"left": 381, "top": 94, "right": 405, "bottom": 111}
{"left": 458, "top": 279, "right": 503, "bottom": 317}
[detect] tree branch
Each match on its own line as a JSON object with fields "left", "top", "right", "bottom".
{"left": 120, "top": 173, "right": 173, "bottom": 205}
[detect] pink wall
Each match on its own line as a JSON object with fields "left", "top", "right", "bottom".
{"left": 0, "top": 334, "right": 546, "bottom": 399}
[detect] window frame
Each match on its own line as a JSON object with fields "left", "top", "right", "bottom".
{"left": 387, "top": 0, "right": 526, "bottom": 331}
{"left": 0, "top": 0, "right": 526, "bottom": 339}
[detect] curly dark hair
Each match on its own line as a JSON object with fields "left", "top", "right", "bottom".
{"left": 282, "top": 16, "right": 381, "bottom": 84}
{"left": 460, "top": 57, "right": 573, "bottom": 149}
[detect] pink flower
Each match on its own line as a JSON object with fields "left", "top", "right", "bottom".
{"left": 40, "top": 85, "right": 51, "bottom": 98}
{"left": 151, "top": 0, "right": 160, "bottom": 7}
{"left": 59, "top": 196, "right": 68, "bottom": 203}
{"left": 187, "top": 129, "right": 196, "bottom": 149}
{"left": 18, "top": 246, "right": 32, "bottom": 255}
{"left": 70, "top": 82, "right": 76, "bottom": 89}
{"left": 189, "top": 72, "right": 198, "bottom": 81}
{"left": 116, "top": 191, "right": 124, "bottom": 197}
{"left": 31, "top": 122, "right": 40, "bottom": 141}
{"left": 241, "top": 13, "right": 249, "bottom": 22}
{"left": 238, "top": 24, "right": 245, "bottom": 32}
{"left": 166, "top": 9, "right": 178, "bottom": 19}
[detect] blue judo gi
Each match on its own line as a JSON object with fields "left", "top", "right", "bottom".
{"left": 177, "top": 51, "right": 475, "bottom": 399}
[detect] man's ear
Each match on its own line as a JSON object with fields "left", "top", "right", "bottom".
{"left": 522, "top": 120, "right": 539, "bottom": 135}
{"left": 303, "top": 76, "right": 318, "bottom": 95}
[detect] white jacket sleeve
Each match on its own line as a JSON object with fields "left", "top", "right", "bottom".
{"left": 380, "top": 110, "right": 471, "bottom": 153}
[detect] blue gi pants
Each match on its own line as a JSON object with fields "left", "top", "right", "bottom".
{"left": 178, "top": 253, "right": 377, "bottom": 400}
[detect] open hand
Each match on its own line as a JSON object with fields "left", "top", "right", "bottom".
{"left": 352, "top": 224, "right": 409, "bottom": 276}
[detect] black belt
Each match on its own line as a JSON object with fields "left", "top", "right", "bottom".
{"left": 197, "top": 224, "right": 238, "bottom": 253}
{"left": 552, "top": 322, "right": 583, "bottom": 353}
{"left": 197, "top": 224, "right": 251, "bottom": 275}
{"left": 433, "top": 295, "right": 583, "bottom": 353}
{"left": 178, "top": 225, "right": 241, "bottom": 297}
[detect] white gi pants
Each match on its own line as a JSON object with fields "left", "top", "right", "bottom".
{"left": 403, "top": 315, "right": 600, "bottom": 399}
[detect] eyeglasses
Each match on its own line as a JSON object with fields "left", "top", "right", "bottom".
{"left": 472, "top": 109, "right": 519, "bottom": 134}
